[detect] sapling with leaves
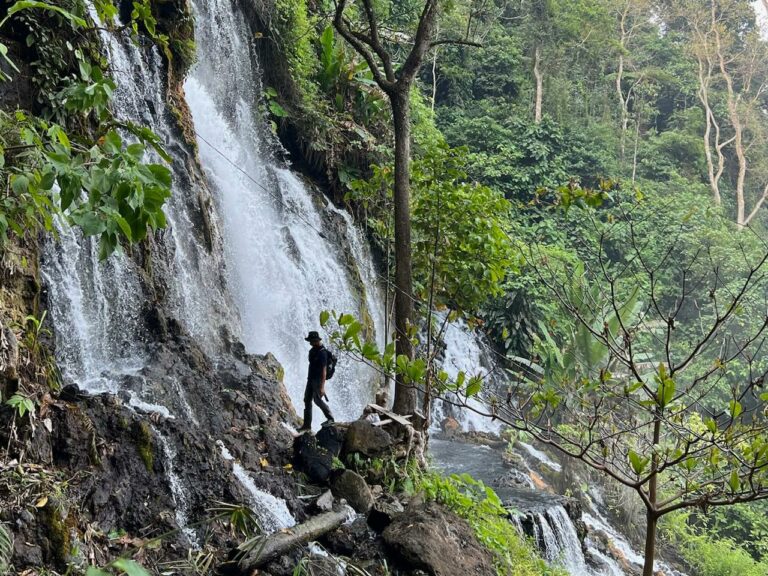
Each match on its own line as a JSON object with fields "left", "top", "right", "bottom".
{"left": 439, "top": 205, "right": 768, "bottom": 576}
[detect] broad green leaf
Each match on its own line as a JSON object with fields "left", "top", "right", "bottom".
{"left": 628, "top": 449, "right": 649, "bottom": 475}
{"left": 728, "top": 470, "right": 740, "bottom": 493}
{"left": 319, "top": 310, "right": 330, "bottom": 327}
{"left": 2, "top": 1, "right": 88, "bottom": 29}
{"left": 112, "top": 558, "right": 151, "bottom": 576}
{"left": 466, "top": 375, "right": 482, "bottom": 397}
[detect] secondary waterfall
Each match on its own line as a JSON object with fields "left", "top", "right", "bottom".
{"left": 430, "top": 319, "right": 503, "bottom": 434}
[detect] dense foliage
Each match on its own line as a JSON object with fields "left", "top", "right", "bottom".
{"left": 418, "top": 472, "right": 566, "bottom": 576}
{"left": 0, "top": 1, "right": 173, "bottom": 257}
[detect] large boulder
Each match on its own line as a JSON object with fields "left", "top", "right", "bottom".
{"left": 331, "top": 470, "right": 373, "bottom": 513}
{"left": 342, "top": 420, "right": 392, "bottom": 458}
{"left": 293, "top": 433, "right": 333, "bottom": 484}
{"left": 382, "top": 502, "right": 495, "bottom": 576}
{"left": 316, "top": 424, "right": 346, "bottom": 458}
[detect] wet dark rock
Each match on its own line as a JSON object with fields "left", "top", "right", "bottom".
{"left": 316, "top": 423, "right": 346, "bottom": 457}
{"left": 494, "top": 468, "right": 533, "bottom": 488}
{"left": 13, "top": 538, "right": 43, "bottom": 567}
{"left": 342, "top": 420, "right": 392, "bottom": 458}
{"left": 331, "top": 470, "right": 373, "bottom": 513}
{"left": 58, "top": 384, "right": 85, "bottom": 402}
{"left": 323, "top": 517, "right": 374, "bottom": 557}
{"left": 382, "top": 502, "right": 495, "bottom": 576}
{"left": 367, "top": 495, "right": 404, "bottom": 533}
{"left": 293, "top": 433, "right": 334, "bottom": 484}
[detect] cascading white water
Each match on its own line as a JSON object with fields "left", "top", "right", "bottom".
{"left": 44, "top": 6, "right": 234, "bottom": 401}
{"left": 430, "top": 319, "right": 503, "bottom": 433}
{"left": 546, "top": 506, "right": 590, "bottom": 575}
{"left": 583, "top": 509, "right": 688, "bottom": 576}
{"left": 184, "top": 0, "right": 386, "bottom": 425}
{"left": 519, "top": 441, "right": 562, "bottom": 472}
{"left": 218, "top": 443, "right": 296, "bottom": 533}
{"left": 42, "top": 0, "right": 389, "bottom": 539}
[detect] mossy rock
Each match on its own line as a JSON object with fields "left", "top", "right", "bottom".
{"left": 131, "top": 420, "right": 155, "bottom": 473}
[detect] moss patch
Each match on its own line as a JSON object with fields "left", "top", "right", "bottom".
{"left": 132, "top": 420, "right": 155, "bottom": 473}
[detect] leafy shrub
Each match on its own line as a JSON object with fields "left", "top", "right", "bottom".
{"left": 661, "top": 512, "right": 768, "bottom": 576}
{"left": 418, "top": 472, "right": 565, "bottom": 576}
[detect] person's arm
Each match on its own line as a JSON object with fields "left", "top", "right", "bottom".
{"left": 320, "top": 366, "right": 327, "bottom": 396}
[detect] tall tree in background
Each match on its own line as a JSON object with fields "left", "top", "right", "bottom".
{"left": 334, "top": 0, "right": 463, "bottom": 414}
{"left": 680, "top": 0, "right": 768, "bottom": 225}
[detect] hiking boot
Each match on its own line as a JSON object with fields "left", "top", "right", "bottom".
{"left": 296, "top": 425, "right": 311, "bottom": 433}
{"left": 321, "top": 418, "right": 335, "bottom": 427}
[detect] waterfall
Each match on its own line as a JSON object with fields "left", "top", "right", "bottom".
{"left": 43, "top": 6, "right": 234, "bottom": 403}
{"left": 41, "top": 0, "right": 388, "bottom": 539}
{"left": 185, "top": 0, "right": 386, "bottom": 424}
{"left": 219, "top": 442, "right": 296, "bottom": 533}
{"left": 431, "top": 319, "right": 503, "bottom": 434}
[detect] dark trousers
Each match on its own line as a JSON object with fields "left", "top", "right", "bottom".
{"left": 303, "top": 379, "right": 333, "bottom": 427}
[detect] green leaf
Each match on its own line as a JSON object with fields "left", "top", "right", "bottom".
{"left": 728, "top": 469, "right": 740, "bottom": 493}
{"left": 112, "top": 558, "right": 151, "bottom": 576}
{"left": 11, "top": 174, "right": 29, "bottom": 195}
{"left": 465, "top": 375, "right": 482, "bottom": 397}
{"left": 319, "top": 310, "right": 330, "bottom": 327}
{"left": 361, "top": 340, "right": 379, "bottom": 360}
{"left": 86, "top": 568, "right": 111, "bottom": 576}
{"left": 268, "top": 101, "right": 289, "bottom": 118}
{"left": 1, "top": 1, "right": 88, "bottom": 29}
{"left": 628, "top": 449, "right": 649, "bottom": 475}
{"left": 729, "top": 400, "right": 743, "bottom": 419}
{"left": 344, "top": 321, "right": 362, "bottom": 341}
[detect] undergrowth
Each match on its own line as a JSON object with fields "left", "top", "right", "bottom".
{"left": 661, "top": 512, "right": 768, "bottom": 576}
{"left": 417, "top": 472, "right": 566, "bottom": 576}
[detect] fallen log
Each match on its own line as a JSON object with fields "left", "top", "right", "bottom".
{"left": 235, "top": 507, "right": 353, "bottom": 572}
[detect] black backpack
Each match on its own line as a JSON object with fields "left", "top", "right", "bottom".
{"left": 324, "top": 346, "right": 338, "bottom": 380}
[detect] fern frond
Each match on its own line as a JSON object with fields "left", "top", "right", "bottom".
{"left": 0, "top": 523, "right": 14, "bottom": 574}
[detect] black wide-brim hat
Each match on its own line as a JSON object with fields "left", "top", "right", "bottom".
{"left": 305, "top": 331, "right": 321, "bottom": 342}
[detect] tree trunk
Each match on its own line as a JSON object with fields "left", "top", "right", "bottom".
{"left": 642, "top": 414, "right": 662, "bottom": 576}
{"left": 713, "top": 3, "right": 747, "bottom": 225}
{"left": 533, "top": 45, "right": 543, "bottom": 124}
{"left": 390, "top": 89, "right": 416, "bottom": 415}
{"left": 236, "top": 508, "right": 351, "bottom": 572}
{"left": 642, "top": 510, "right": 658, "bottom": 576}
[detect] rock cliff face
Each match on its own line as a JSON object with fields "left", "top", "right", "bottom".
{"left": 0, "top": 0, "right": 388, "bottom": 572}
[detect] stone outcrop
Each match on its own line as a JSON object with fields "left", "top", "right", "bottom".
{"left": 367, "top": 495, "right": 404, "bottom": 533}
{"left": 330, "top": 470, "right": 373, "bottom": 513}
{"left": 382, "top": 502, "right": 495, "bottom": 576}
{"left": 342, "top": 419, "right": 393, "bottom": 458}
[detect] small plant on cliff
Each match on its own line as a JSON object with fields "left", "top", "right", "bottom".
{"left": 0, "top": 523, "right": 12, "bottom": 574}
{"left": 418, "top": 472, "right": 565, "bottom": 576}
{"left": 0, "top": 1, "right": 172, "bottom": 258}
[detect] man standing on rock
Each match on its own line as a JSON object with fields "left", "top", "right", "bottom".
{"left": 298, "top": 331, "right": 334, "bottom": 432}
